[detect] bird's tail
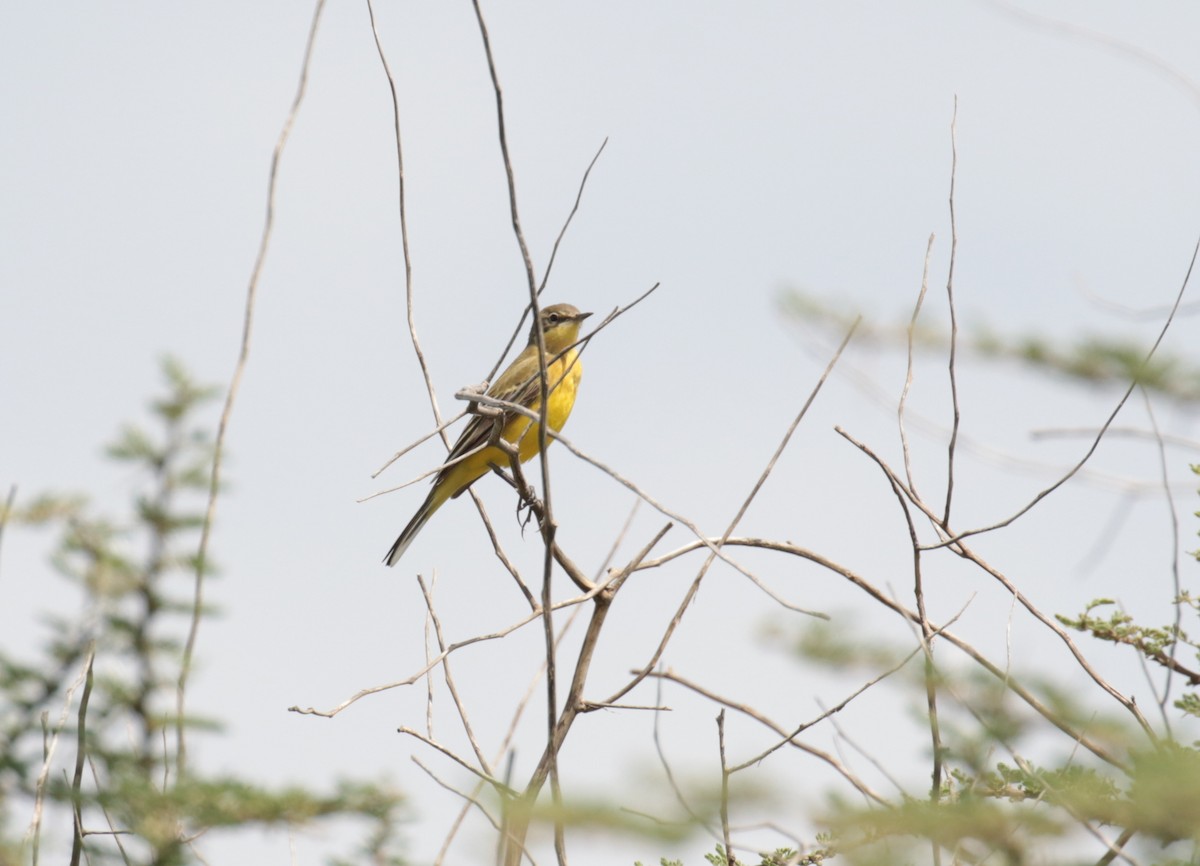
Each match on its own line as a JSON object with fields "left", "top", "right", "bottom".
{"left": 383, "top": 487, "right": 446, "bottom": 567}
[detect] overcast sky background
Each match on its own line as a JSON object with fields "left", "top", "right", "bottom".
{"left": 4, "top": 2, "right": 1200, "bottom": 863}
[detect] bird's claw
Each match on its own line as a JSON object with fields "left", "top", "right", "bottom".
{"left": 518, "top": 493, "right": 544, "bottom": 535}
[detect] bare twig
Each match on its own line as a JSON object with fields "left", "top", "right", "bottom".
{"left": 468, "top": 11, "right": 565, "bottom": 829}
{"left": 471, "top": 0, "right": 537, "bottom": 295}
{"left": 371, "top": 410, "right": 469, "bottom": 478}
{"left": 500, "top": 526, "right": 669, "bottom": 866}
{"left": 414, "top": 756, "right": 503, "bottom": 832}
{"left": 366, "top": 0, "right": 436, "bottom": 422}
{"left": 942, "top": 96, "right": 961, "bottom": 529}
{"left": 649, "top": 668, "right": 888, "bottom": 805}
{"left": 648, "top": 536, "right": 1128, "bottom": 768}
{"left": 417, "top": 575, "right": 493, "bottom": 774}
{"left": 68, "top": 652, "right": 95, "bottom": 866}
{"left": 368, "top": 0, "right": 524, "bottom": 596}
{"left": 398, "top": 726, "right": 514, "bottom": 796}
{"left": 485, "top": 140, "right": 611, "bottom": 383}
{"left": 900, "top": 235, "right": 936, "bottom": 496}
{"left": 85, "top": 756, "right": 132, "bottom": 865}
{"left": 1138, "top": 388, "right": 1181, "bottom": 731}
{"left": 838, "top": 425, "right": 1159, "bottom": 741}
{"left": 652, "top": 667, "right": 709, "bottom": 836}
{"left": 603, "top": 318, "right": 858, "bottom": 707}
{"left": 27, "top": 645, "right": 96, "bottom": 864}
{"left": 290, "top": 558, "right": 636, "bottom": 718}
{"left": 359, "top": 439, "right": 495, "bottom": 502}
{"left": 178, "top": 0, "right": 328, "bottom": 773}
{"left": 716, "top": 711, "right": 735, "bottom": 866}
{"left": 932, "top": 232, "right": 1199, "bottom": 547}
{"left": 435, "top": 602, "right": 589, "bottom": 865}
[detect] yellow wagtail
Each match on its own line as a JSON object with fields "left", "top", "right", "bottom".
{"left": 384, "top": 303, "right": 592, "bottom": 566}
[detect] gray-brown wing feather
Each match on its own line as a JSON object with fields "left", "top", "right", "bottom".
{"left": 439, "top": 368, "right": 545, "bottom": 493}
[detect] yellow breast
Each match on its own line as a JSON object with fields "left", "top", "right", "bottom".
{"left": 506, "top": 349, "right": 582, "bottom": 463}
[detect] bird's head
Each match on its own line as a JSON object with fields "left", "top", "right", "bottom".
{"left": 530, "top": 303, "right": 592, "bottom": 354}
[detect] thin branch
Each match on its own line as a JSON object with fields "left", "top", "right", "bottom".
{"left": 942, "top": 96, "right": 961, "bottom": 527}
{"left": 417, "top": 575, "right": 493, "bottom": 774}
{"left": 790, "top": 315, "right": 1196, "bottom": 496}
{"left": 359, "top": 439, "right": 494, "bottom": 502}
{"left": 290, "top": 563, "right": 633, "bottom": 717}
{"left": 436, "top": 603, "right": 588, "bottom": 866}
{"left": 289, "top": 607, "right": 546, "bottom": 717}
{"left": 647, "top": 536, "right": 1128, "bottom": 769}
{"left": 717, "top": 711, "right": 735, "bottom": 866}
{"left": 367, "top": 0, "right": 438, "bottom": 424}
{"left": 884, "top": 427, "right": 945, "bottom": 815}
{"left": 27, "top": 645, "right": 96, "bottom": 864}
{"left": 602, "top": 320, "right": 859, "bottom": 706}
{"left": 471, "top": 0, "right": 538, "bottom": 295}
{"left": 86, "top": 756, "right": 132, "bottom": 865}
{"left": 371, "top": 409, "right": 469, "bottom": 478}
{"left": 178, "top": 0, "right": 327, "bottom": 774}
{"left": 932, "top": 231, "right": 1199, "bottom": 547}
{"left": 900, "top": 235, "right": 936, "bottom": 496}
{"left": 649, "top": 669, "right": 888, "bottom": 805}
{"left": 1138, "top": 389, "right": 1183, "bottom": 731}
{"left": 486, "top": 140, "right": 611, "bottom": 383}
{"left": 458, "top": 375, "right": 817, "bottom": 611}
{"left": 539, "top": 139, "right": 607, "bottom": 298}
{"left": 68, "top": 651, "right": 95, "bottom": 866}
{"left": 369, "top": 0, "right": 523, "bottom": 599}
{"left": 500, "top": 525, "right": 669, "bottom": 866}
{"left": 414, "top": 756, "right": 503, "bottom": 832}
{"left": 398, "top": 726, "right": 514, "bottom": 796}
{"left": 838, "top": 425, "right": 1159, "bottom": 741}
{"left": 651, "top": 668, "right": 711, "bottom": 837}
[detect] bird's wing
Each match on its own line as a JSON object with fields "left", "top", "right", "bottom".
{"left": 442, "top": 349, "right": 545, "bottom": 469}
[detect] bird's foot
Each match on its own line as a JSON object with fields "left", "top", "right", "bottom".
{"left": 517, "top": 492, "right": 544, "bottom": 535}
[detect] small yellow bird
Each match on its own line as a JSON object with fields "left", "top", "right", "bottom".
{"left": 384, "top": 303, "right": 592, "bottom": 566}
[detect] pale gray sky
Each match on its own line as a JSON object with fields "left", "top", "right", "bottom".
{"left": 4, "top": 2, "right": 1200, "bottom": 863}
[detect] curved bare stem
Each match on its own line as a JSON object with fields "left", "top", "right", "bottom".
{"left": 178, "top": 0, "right": 327, "bottom": 774}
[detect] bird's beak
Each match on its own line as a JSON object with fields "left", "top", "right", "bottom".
{"left": 577, "top": 311, "right": 593, "bottom": 322}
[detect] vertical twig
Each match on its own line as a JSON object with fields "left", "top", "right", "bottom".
{"left": 930, "top": 230, "right": 1199, "bottom": 545}
{"left": 27, "top": 647, "right": 95, "bottom": 865}
{"left": 373, "top": 0, "right": 528, "bottom": 594}
{"left": 417, "top": 575, "right": 493, "bottom": 773}
{"left": 470, "top": 0, "right": 538, "bottom": 294}
{"left": 68, "top": 650, "right": 96, "bottom": 866}
{"left": 86, "top": 756, "right": 132, "bottom": 864}
{"left": 468, "top": 3, "right": 572, "bottom": 859}
{"left": 1140, "top": 388, "right": 1181, "bottom": 732}
{"left": 942, "top": 96, "right": 961, "bottom": 527}
{"left": 900, "top": 235, "right": 935, "bottom": 496}
{"left": 366, "top": 0, "right": 441, "bottom": 425}
{"left": 423, "top": 572, "right": 436, "bottom": 738}
{"left": 537, "top": 139, "right": 607, "bottom": 299}
{"left": 500, "top": 527, "right": 668, "bottom": 866}
{"left": 716, "top": 711, "right": 735, "bottom": 866}
{"left": 178, "top": 0, "right": 328, "bottom": 773}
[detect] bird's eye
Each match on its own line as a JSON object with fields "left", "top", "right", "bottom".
{"left": 547, "top": 313, "right": 560, "bottom": 324}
